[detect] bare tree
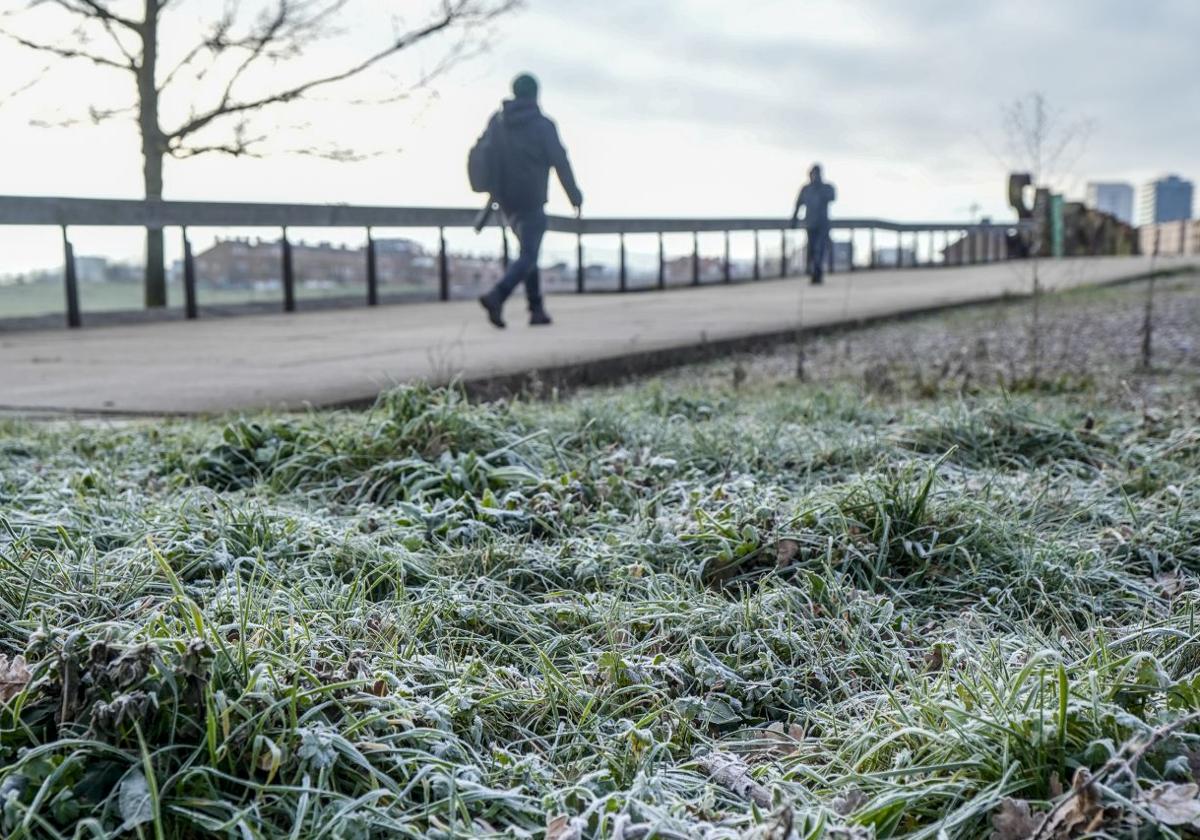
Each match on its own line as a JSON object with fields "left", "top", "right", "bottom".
{"left": 2, "top": 0, "right": 518, "bottom": 308}
{"left": 998, "top": 93, "right": 1091, "bottom": 383}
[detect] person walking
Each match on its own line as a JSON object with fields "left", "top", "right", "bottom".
{"left": 791, "top": 164, "right": 836, "bottom": 285}
{"left": 477, "top": 73, "right": 583, "bottom": 328}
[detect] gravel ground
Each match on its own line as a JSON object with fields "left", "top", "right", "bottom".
{"left": 671, "top": 272, "right": 1200, "bottom": 411}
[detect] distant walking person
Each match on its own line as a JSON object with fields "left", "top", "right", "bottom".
{"left": 791, "top": 165, "right": 836, "bottom": 285}
{"left": 474, "top": 73, "right": 583, "bottom": 328}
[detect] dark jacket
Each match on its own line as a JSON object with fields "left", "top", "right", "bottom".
{"left": 486, "top": 98, "right": 583, "bottom": 213}
{"left": 794, "top": 181, "right": 836, "bottom": 229}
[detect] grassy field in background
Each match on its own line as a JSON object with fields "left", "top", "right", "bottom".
{"left": 0, "top": 277, "right": 1199, "bottom": 838}
{"left": 0, "top": 280, "right": 441, "bottom": 319}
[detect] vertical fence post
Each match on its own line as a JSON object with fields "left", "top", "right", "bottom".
{"left": 365, "top": 228, "right": 378, "bottom": 306}
{"left": 182, "top": 226, "right": 198, "bottom": 320}
{"left": 723, "top": 231, "right": 732, "bottom": 283}
{"left": 576, "top": 231, "right": 584, "bottom": 293}
{"left": 869, "top": 228, "right": 877, "bottom": 269}
{"left": 753, "top": 230, "right": 761, "bottom": 280}
{"left": 692, "top": 232, "right": 700, "bottom": 286}
{"left": 281, "top": 227, "right": 295, "bottom": 312}
{"left": 657, "top": 232, "right": 665, "bottom": 290}
{"left": 897, "top": 230, "right": 904, "bottom": 268}
{"left": 780, "top": 228, "right": 788, "bottom": 278}
{"left": 61, "top": 226, "right": 80, "bottom": 329}
{"left": 438, "top": 226, "right": 449, "bottom": 302}
{"left": 619, "top": 232, "right": 627, "bottom": 292}
{"left": 849, "top": 229, "right": 857, "bottom": 271}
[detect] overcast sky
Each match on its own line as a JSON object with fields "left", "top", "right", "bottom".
{"left": 0, "top": 0, "right": 1197, "bottom": 269}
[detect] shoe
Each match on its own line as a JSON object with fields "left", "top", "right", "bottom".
{"left": 479, "top": 293, "right": 505, "bottom": 329}
{"left": 810, "top": 274, "right": 824, "bottom": 286}
{"left": 529, "top": 309, "right": 553, "bottom": 326}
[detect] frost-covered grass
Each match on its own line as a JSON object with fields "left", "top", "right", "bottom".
{"left": 1, "top": 278, "right": 1199, "bottom": 839}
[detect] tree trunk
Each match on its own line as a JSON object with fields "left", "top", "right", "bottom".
{"left": 139, "top": 0, "right": 166, "bottom": 309}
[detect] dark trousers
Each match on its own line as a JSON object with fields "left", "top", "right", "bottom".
{"left": 807, "top": 224, "right": 830, "bottom": 281}
{"left": 491, "top": 208, "right": 546, "bottom": 310}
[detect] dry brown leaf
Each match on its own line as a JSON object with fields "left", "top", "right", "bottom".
{"left": 1036, "top": 767, "right": 1107, "bottom": 838}
{"left": 546, "top": 814, "right": 582, "bottom": 840}
{"left": 1154, "top": 573, "right": 1187, "bottom": 598}
{"left": 832, "top": 787, "right": 868, "bottom": 817}
{"left": 775, "top": 539, "right": 800, "bottom": 567}
{"left": 1139, "top": 782, "right": 1200, "bottom": 827}
{"left": 990, "top": 798, "right": 1042, "bottom": 840}
{"left": 0, "top": 654, "right": 32, "bottom": 702}
{"left": 1187, "top": 748, "right": 1200, "bottom": 783}
{"left": 753, "top": 721, "right": 802, "bottom": 757}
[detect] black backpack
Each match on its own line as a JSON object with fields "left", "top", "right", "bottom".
{"left": 468, "top": 113, "right": 508, "bottom": 196}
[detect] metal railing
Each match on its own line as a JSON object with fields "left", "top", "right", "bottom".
{"left": 0, "top": 195, "right": 1029, "bottom": 328}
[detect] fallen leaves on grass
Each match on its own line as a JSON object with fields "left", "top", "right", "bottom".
{"left": 1029, "top": 768, "right": 1113, "bottom": 839}
{"left": 833, "top": 787, "right": 868, "bottom": 817}
{"left": 1139, "top": 782, "right": 1200, "bottom": 828}
{"left": 0, "top": 654, "right": 31, "bottom": 702}
{"left": 546, "top": 814, "right": 583, "bottom": 840}
{"left": 775, "top": 538, "right": 800, "bottom": 567}
{"left": 990, "top": 798, "right": 1043, "bottom": 840}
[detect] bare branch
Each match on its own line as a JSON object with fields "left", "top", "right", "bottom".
{"left": 156, "top": 8, "right": 237, "bottom": 93}
{"left": 41, "top": 0, "right": 141, "bottom": 31}
{"left": 0, "top": 64, "right": 51, "bottom": 105}
{"left": 172, "top": 141, "right": 263, "bottom": 159}
{"left": 1000, "top": 92, "right": 1092, "bottom": 190}
{"left": 98, "top": 14, "right": 140, "bottom": 67}
{"left": 166, "top": 0, "right": 516, "bottom": 146}
{"left": 171, "top": 118, "right": 267, "bottom": 158}
{"left": 1, "top": 29, "right": 134, "bottom": 71}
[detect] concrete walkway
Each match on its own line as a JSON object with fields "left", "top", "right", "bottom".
{"left": 0, "top": 256, "right": 1191, "bottom": 415}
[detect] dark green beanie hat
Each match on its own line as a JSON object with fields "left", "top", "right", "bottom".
{"left": 512, "top": 73, "right": 539, "bottom": 100}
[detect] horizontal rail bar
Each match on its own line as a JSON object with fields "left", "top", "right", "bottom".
{"left": 0, "top": 196, "right": 481, "bottom": 229}
{"left": 0, "top": 195, "right": 1032, "bottom": 235}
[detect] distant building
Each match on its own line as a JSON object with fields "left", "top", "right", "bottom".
{"left": 72, "top": 256, "right": 142, "bottom": 284}
{"left": 872, "top": 247, "right": 916, "bottom": 267}
{"left": 662, "top": 255, "right": 726, "bottom": 285}
{"left": 195, "top": 237, "right": 432, "bottom": 289}
{"left": 1138, "top": 175, "right": 1194, "bottom": 225}
{"left": 1139, "top": 219, "right": 1200, "bottom": 256}
{"left": 74, "top": 256, "right": 109, "bottom": 284}
{"left": 1085, "top": 182, "right": 1134, "bottom": 225}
